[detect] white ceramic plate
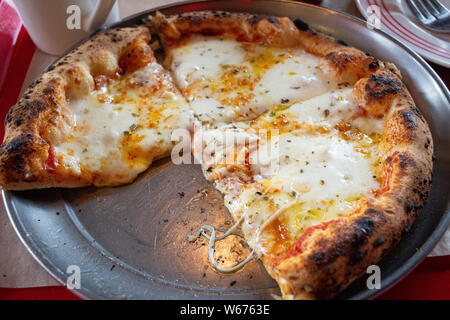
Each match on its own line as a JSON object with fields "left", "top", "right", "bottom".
{"left": 355, "top": 0, "right": 450, "bottom": 67}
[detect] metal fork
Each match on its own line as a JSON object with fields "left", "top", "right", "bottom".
{"left": 407, "top": 0, "right": 450, "bottom": 33}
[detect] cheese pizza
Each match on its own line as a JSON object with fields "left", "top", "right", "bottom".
{"left": 0, "top": 10, "right": 433, "bottom": 300}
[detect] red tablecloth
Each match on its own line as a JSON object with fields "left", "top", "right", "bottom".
{"left": 0, "top": 256, "right": 448, "bottom": 300}
{"left": 0, "top": 0, "right": 448, "bottom": 300}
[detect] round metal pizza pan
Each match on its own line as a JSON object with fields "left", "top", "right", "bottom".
{"left": 3, "top": 0, "right": 449, "bottom": 300}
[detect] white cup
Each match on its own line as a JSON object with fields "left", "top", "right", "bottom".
{"left": 13, "top": 0, "right": 120, "bottom": 55}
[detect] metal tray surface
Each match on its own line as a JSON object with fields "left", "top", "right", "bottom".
{"left": 3, "top": 0, "right": 450, "bottom": 300}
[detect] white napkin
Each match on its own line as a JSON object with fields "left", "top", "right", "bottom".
{"left": 428, "top": 228, "right": 450, "bottom": 257}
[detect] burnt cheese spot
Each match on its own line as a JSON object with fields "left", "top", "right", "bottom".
{"left": 350, "top": 217, "right": 375, "bottom": 261}
{"left": 349, "top": 249, "right": 366, "bottom": 265}
{"left": 293, "top": 18, "right": 309, "bottom": 31}
{"left": 365, "top": 73, "right": 403, "bottom": 99}
{"left": 355, "top": 217, "right": 375, "bottom": 236}
{"left": 363, "top": 208, "right": 385, "bottom": 220}
{"left": 399, "top": 152, "right": 416, "bottom": 170}
{"left": 13, "top": 117, "right": 23, "bottom": 126}
{"left": 325, "top": 51, "right": 358, "bottom": 73}
{"left": 373, "top": 237, "right": 385, "bottom": 248}
{"left": 5, "top": 133, "right": 35, "bottom": 154}
{"left": 267, "top": 16, "right": 278, "bottom": 24}
{"left": 1, "top": 134, "right": 42, "bottom": 180}
{"left": 309, "top": 249, "right": 327, "bottom": 266}
{"left": 401, "top": 110, "right": 418, "bottom": 130}
{"left": 27, "top": 100, "right": 48, "bottom": 120}
{"left": 405, "top": 201, "right": 414, "bottom": 213}
{"left": 182, "top": 14, "right": 205, "bottom": 24}
{"left": 4, "top": 109, "right": 13, "bottom": 125}
{"left": 336, "top": 39, "right": 349, "bottom": 47}
{"left": 368, "top": 60, "right": 379, "bottom": 70}
{"left": 248, "top": 14, "right": 279, "bottom": 25}
{"left": 411, "top": 105, "right": 423, "bottom": 118}
{"left": 42, "top": 87, "right": 54, "bottom": 95}
{"left": 110, "top": 33, "right": 123, "bottom": 43}
{"left": 8, "top": 154, "right": 26, "bottom": 176}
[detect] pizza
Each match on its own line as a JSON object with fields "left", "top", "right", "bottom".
{"left": 0, "top": 10, "right": 433, "bottom": 300}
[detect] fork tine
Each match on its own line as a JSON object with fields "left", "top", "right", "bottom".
{"left": 423, "top": 0, "right": 441, "bottom": 16}
{"left": 429, "top": 0, "right": 449, "bottom": 15}
{"left": 407, "top": 0, "right": 429, "bottom": 20}
{"left": 408, "top": 0, "right": 450, "bottom": 32}
{"left": 416, "top": 0, "right": 435, "bottom": 19}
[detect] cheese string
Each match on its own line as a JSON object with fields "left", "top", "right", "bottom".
{"left": 187, "top": 214, "right": 256, "bottom": 273}
{"left": 187, "top": 179, "right": 287, "bottom": 273}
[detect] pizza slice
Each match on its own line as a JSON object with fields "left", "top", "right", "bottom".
{"left": 0, "top": 26, "right": 193, "bottom": 190}
{"left": 151, "top": 11, "right": 433, "bottom": 299}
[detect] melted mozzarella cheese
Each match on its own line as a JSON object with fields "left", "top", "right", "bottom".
{"left": 170, "top": 36, "right": 336, "bottom": 125}
{"left": 285, "top": 88, "right": 356, "bottom": 127}
{"left": 56, "top": 95, "right": 137, "bottom": 177}
{"left": 256, "top": 54, "right": 334, "bottom": 107}
{"left": 254, "top": 88, "right": 386, "bottom": 135}
{"left": 218, "top": 131, "right": 380, "bottom": 256}
{"left": 252, "top": 133, "right": 379, "bottom": 201}
{"left": 55, "top": 62, "right": 193, "bottom": 185}
{"left": 170, "top": 37, "right": 248, "bottom": 87}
